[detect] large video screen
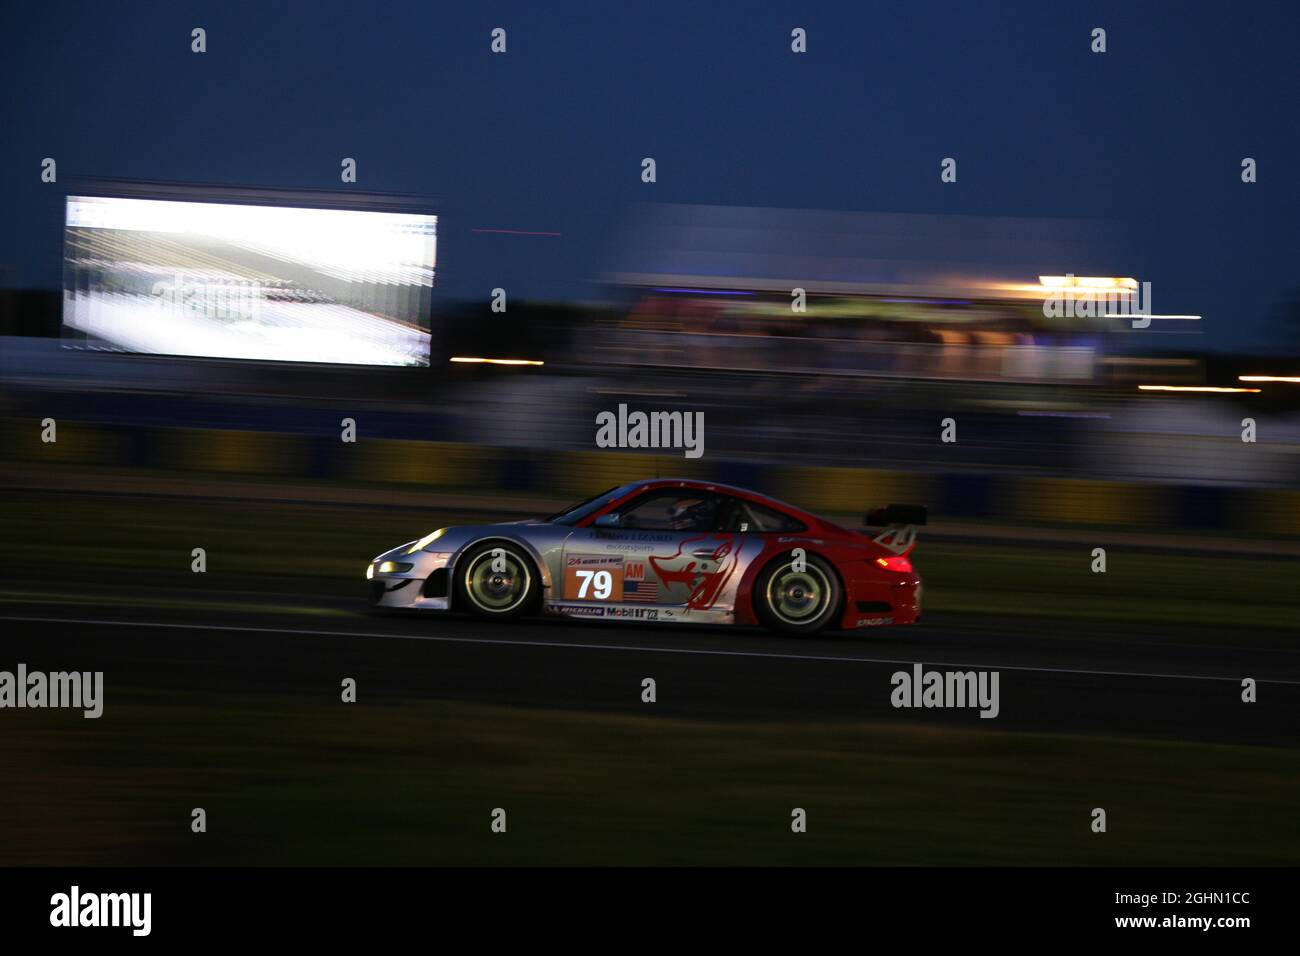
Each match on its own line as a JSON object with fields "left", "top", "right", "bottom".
{"left": 62, "top": 196, "right": 437, "bottom": 366}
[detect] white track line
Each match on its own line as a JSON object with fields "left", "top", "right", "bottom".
{"left": 2, "top": 615, "right": 1298, "bottom": 686}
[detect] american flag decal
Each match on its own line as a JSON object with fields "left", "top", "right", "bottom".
{"left": 621, "top": 580, "right": 657, "bottom": 602}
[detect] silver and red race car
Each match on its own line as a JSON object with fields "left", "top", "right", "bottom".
{"left": 366, "top": 477, "right": 925, "bottom": 635}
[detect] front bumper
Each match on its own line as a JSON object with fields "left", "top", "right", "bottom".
{"left": 367, "top": 545, "right": 454, "bottom": 611}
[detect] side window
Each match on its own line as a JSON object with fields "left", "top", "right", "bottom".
{"left": 721, "top": 496, "right": 750, "bottom": 532}
{"left": 726, "top": 500, "right": 807, "bottom": 533}
{"left": 618, "top": 491, "right": 723, "bottom": 532}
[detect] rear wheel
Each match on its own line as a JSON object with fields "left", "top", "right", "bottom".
{"left": 454, "top": 542, "right": 538, "bottom": 620}
{"left": 753, "top": 553, "right": 841, "bottom": 636}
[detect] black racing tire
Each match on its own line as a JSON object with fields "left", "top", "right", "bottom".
{"left": 453, "top": 542, "right": 539, "bottom": 620}
{"left": 752, "top": 553, "right": 842, "bottom": 636}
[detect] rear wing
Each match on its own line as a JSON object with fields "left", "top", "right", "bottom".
{"left": 864, "top": 504, "right": 928, "bottom": 555}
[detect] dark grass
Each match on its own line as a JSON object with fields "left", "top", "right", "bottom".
{"left": 1, "top": 691, "right": 1296, "bottom": 866}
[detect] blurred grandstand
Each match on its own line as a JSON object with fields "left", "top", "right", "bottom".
{"left": 3, "top": 201, "right": 1299, "bottom": 507}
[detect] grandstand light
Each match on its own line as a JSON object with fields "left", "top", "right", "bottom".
{"left": 1138, "top": 385, "right": 1261, "bottom": 393}
{"left": 1038, "top": 276, "right": 1139, "bottom": 291}
{"left": 449, "top": 356, "right": 545, "bottom": 366}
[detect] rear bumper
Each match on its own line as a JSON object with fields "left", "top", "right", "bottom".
{"left": 840, "top": 574, "right": 921, "bottom": 628}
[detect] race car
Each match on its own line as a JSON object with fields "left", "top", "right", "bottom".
{"left": 366, "top": 477, "right": 925, "bottom": 635}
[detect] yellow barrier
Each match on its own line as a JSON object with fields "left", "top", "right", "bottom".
{"left": 2, "top": 418, "right": 1292, "bottom": 534}
{"left": 1248, "top": 489, "right": 1300, "bottom": 536}
{"left": 539, "top": 450, "right": 708, "bottom": 497}
{"left": 348, "top": 439, "right": 499, "bottom": 486}
{"left": 162, "top": 429, "right": 308, "bottom": 475}
{"left": 776, "top": 466, "right": 933, "bottom": 515}
{"left": 999, "top": 477, "right": 1172, "bottom": 526}
{"left": 3, "top": 420, "right": 125, "bottom": 465}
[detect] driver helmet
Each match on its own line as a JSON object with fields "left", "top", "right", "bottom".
{"left": 667, "top": 497, "right": 710, "bottom": 531}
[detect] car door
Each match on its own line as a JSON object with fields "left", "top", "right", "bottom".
{"left": 559, "top": 489, "right": 732, "bottom": 618}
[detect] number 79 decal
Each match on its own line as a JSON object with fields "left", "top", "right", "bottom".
{"left": 576, "top": 569, "right": 613, "bottom": 599}
{"left": 563, "top": 557, "right": 625, "bottom": 601}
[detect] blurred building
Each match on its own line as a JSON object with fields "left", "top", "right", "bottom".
{"left": 599, "top": 203, "right": 1136, "bottom": 383}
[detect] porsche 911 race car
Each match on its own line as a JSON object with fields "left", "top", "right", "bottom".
{"left": 366, "top": 478, "right": 925, "bottom": 635}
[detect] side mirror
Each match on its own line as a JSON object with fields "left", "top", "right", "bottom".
{"left": 594, "top": 512, "right": 621, "bottom": 528}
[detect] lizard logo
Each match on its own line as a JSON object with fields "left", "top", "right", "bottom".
{"left": 648, "top": 534, "right": 740, "bottom": 610}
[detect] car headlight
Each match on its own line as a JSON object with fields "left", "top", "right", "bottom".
{"left": 407, "top": 528, "right": 447, "bottom": 554}
{"left": 377, "top": 560, "right": 414, "bottom": 574}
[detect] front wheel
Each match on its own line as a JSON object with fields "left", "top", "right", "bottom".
{"left": 753, "top": 553, "right": 842, "bottom": 636}
{"left": 454, "top": 542, "right": 538, "bottom": 620}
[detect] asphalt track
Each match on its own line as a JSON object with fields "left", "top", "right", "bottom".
{"left": 1, "top": 581, "right": 1297, "bottom": 746}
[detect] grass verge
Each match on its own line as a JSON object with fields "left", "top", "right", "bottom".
{"left": 1, "top": 691, "right": 1296, "bottom": 866}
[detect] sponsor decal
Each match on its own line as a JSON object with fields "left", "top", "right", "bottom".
{"left": 606, "top": 607, "right": 659, "bottom": 620}
{"left": 648, "top": 533, "right": 740, "bottom": 610}
{"left": 553, "top": 603, "right": 660, "bottom": 621}
{"left": 594, "top": 531, "right": 673, "bottom": 543}
{"left": 553, "top": 604, "right": 607, "bottom": 618}
{"left": 856, "top": 617, "right": 895, "bottom": 627}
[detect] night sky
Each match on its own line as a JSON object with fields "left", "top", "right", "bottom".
{"left": 3, "top": 0, "right": 1297, "bottom": 351}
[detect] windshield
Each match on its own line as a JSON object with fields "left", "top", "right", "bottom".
{"left": 545, "top": 485, "right": 625, "bottom": 525}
